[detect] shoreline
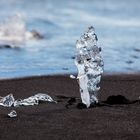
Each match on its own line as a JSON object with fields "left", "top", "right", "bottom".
{"left": 1, "top": 73, "right": 140, "bottom": 81}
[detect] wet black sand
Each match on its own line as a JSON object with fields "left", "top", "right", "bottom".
{"left": 0, "top": 74, "right": 140, "bottom": 140}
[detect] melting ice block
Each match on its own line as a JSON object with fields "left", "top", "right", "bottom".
{"left": 74, "top": 26, "right": 104, "bottom": 108}
{"left": 0, "top": 94, "right": 15, "bottom": 107}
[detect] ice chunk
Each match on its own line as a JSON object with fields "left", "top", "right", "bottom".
{"left": 25, "top": 30, "right": 44, "bottom": 40}
{"left": 0, "top": 14, "right": 44, "bottom": 48}
{"left": 34, "top": 93, "right": 57, "bottom": 103}
{"left": 13, "top": 99, "right": 22, "bottom": 107}
{"left": 14, "top": 97, "right": 39, "bottom": 107}
{"left": 70, "top": 74, "right": 76, "bottom": 79}
{"left": 14, "top": 93, "right": 56, "bottom": 107}
{"left": 0, "top": 14, "right": 26, "bottom": 48}
{"left": 8, "top": 110, "right": 17, "bottom": 118}
{"left": 0, "top": 94, "right": 15, "bottom": 107}
{"left": 0, "top": 93, "right": 56, "bottom": 107}
{"left": 74, "top": 26, "right": 104, "bottom": 107}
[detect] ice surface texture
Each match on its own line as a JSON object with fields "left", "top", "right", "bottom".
{"left": 75, "top": 26, "right": 104, "bottom": 108}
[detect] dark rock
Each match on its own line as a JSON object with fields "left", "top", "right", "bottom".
{"left": 76, "top": 102, "right": 87, "bottom": 109}
{"left": 103, "top": 95, "right": 131, "bottom": 105}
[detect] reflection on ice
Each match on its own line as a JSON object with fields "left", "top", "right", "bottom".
{"left": 74, "top": 26, "right": 104, "bottom": 108}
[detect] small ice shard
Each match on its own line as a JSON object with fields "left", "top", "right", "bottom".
{"left": 14, "top": 93, "right": 56, "bottom": 107}
{"left": 70, "top": 74, "right": 76, "bottom": 79}
{"left": 0, "top": 94, "right": 15, "bottom": 107}
{"left": 8, "top": 110, "right": 17, "bottom": 118}
{"left": 0, "top": 14, "right": 26, "bottom": 48}
{"left": 74, "top": 26, "right": 104, "bottom": 108}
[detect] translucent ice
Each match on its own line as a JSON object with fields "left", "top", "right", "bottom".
{"left": 14, "top": 93, "right": 56, "bottom": 107}
{"left": 0, "top": 14, "right": 26, "bottom": 48}
{"left": 74, "top": 26, "right": 104, "bottom": 108}
{"left": 8, "top": 110, "right": 17, "bottom": 118}
{"left": 14, "top": 97, "right": 39, "bottom": 107}
{"left": 0, "top": 94, "right": 15, "bottom": 107}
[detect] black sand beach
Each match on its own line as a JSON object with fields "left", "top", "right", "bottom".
{"left": 0, "top": 74, "right": 140, "bottom": 140}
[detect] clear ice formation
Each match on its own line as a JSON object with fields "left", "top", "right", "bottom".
{"left": 74, "top": 26, "right": 104, "bottom": 108}
{"left": 8, "top": 110, "right": 17, "bottom": 118}
{"left": 14, "top": 97, "right": 39, "bottom": 107}
{"left": 14, "top": 93, "right": 57, "bottom": 107}
{"left": 0, "top": 14, "right": 26, "bottom": 47}
{"left": 0, "top": 93, "right": 56, "bottom": 107}
{"left": 0, "top": 94, "right": 15, "bottom": 107}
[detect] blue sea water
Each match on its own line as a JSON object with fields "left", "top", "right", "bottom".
{"left": 0, "top": 0, "right": 140, "bottom": 79}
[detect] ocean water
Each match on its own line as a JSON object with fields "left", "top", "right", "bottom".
{"left": 0, "top": 0, "right": 140, "bottom": 79}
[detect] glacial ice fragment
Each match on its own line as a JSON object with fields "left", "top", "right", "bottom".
{"left": 14, "top": 93, "right": 56, "bottom": 107}
{"left": 8, "top": 110, "right": 17, "bottom": 118}
{"left": 0, "top": 14, "right": 26, "bottom": 47}
{"left": 0, "top": 94, "right": 15, "bottom": 107}
{"left": 70, "top": 74, "right": 76, "bottom": 79}
{"left": 14, "top": 97, "right": 39, "bottom": 107}
{"left": 74, "top": 26, "right": 104, "bottom": 108}
{"left": 0, "top": 93, "right": 56, "bottom": 107}
{"left": 0, "top": 14, "right": 43, "bottom": 48}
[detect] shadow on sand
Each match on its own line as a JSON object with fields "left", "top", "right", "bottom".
{"left": 56, "top": 95, "right": 140, "bottom": 109}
